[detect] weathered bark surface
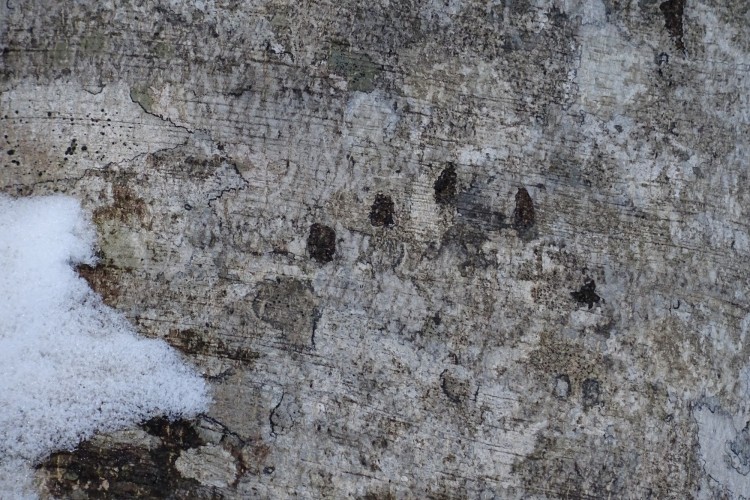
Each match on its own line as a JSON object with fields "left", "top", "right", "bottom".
{"left": 2, "top": 0, "right": 749, "bottom": 497}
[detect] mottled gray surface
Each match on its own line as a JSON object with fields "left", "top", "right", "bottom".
{"left": 2, "top": 0, "right": 750, "bottom": 498}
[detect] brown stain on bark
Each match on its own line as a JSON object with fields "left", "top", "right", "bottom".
{"left": 513, "top": 187, "right": 535, "bottom": 232}
{"left": 434, "top": 164, "right": 457, "bottom": 205}
{"left": 660, "top": 0, "right": 686, "bottom": 52}
{"left": 307, "top": 223, "right": 336, "bottom": 263}
{"left": 93, "top": 183, "right": 149, "bottom": 226}
{"left": 76, "top": 264, "right": 122, "bottom": 306}
{"left": 165, "top": 328, "right": 260, "bottom": 364}
{"left": 39, "top": 418, "right": 204, "bottom": 499}
{"left": 369, "top": 193, "right": 395, "bottom": 227}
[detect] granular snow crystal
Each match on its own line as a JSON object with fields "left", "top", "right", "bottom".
{"left": 0, "top": 194, "right": 210, "bottom": 498}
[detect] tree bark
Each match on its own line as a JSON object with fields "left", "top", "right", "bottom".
{"left": 2, "top": 0, "right": 750, "bottom": 497}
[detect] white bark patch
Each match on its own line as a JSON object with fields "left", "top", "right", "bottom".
{"left": 576, "top": 23, "right": 650, "bottom": 117}
{"left": 175, "top": 445, "right": 239, "bottom": 488}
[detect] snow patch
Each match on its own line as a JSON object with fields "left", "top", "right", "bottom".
{"left": 0, "top": 195, "right": 209, "bottom": 498}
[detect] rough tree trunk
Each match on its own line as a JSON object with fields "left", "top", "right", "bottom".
{"left": 2, "top": 0, "right": 750, "bottom": 498}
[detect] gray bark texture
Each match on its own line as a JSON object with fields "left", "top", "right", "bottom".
{"left": 2, "top": 0, "right": 750, "bottom": 498}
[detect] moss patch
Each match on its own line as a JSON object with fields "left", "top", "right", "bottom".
{"left": 328, "top": 42, "right": 380, "bottom": 92}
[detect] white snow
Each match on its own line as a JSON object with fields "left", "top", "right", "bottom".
{"left": 0, "top": 194, "right": 210, "bottom": 498}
